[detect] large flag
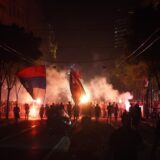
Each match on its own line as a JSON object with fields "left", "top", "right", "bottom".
{"left": 16, "top": 65, "right": 46, "bottom": 100}
{"left": 69, "top": 67, "right": 86, "bottom": 104}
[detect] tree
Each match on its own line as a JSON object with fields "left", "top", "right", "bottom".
{"left": 0, "top": 24, "right": 42, "bottom": 64}
{"left": 0, "top": 60, "right": 7, "bottom": 118}
{"left": 110, "top": 60, "right": 148, "bottom": 100}
{"left": 5, "top": 63, "right": 16, "bottom": 120}
{"left": 14, "top": 79, "right": 22, "bottom": 104}
{"left": 129, "top": 5, "right": 160, "bottom": 90}
{"left": 0, "top": 24, "right": 43, "bottom": 119}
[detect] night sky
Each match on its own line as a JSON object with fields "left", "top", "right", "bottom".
{"left": 40, "top": 0, "right": 134, "bottom": 63}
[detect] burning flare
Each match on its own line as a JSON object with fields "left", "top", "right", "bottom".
{"left": 80, "top": 94, "right": 90, "bottom": 104}
{"left": 30, "top": 106, "right": 38, "bottom": 119}
{"left": 34, "top": 98, "right": 42, "bottom": 105}
{"left": 29, "top": 98, "right": 42, "bottom": 119}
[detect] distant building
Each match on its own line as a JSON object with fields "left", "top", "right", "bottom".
{"left": 114, "top": 18, "right": 128, "bottom": 49}
{"left": 114, "top": 9, "right": 134, "bottom": 54}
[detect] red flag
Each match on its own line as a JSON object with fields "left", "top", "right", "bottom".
{"left": 16, "top": 65, "right": 46, "bottom": 100}
{"left": 69, "top": 68, "right": 86, "bottom": 104}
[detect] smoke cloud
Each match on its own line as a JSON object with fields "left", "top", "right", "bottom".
{"left": 2, "top": 66, "right": 133, "bottom": 110}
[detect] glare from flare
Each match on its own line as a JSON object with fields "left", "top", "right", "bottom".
{"left": 124, "top": 100, "right": 131, "bottom": 111}
{"left": 119, "top": 99, "right": 122, "bottom": 104}
{"left": 29, "top": 106, "right": 38, "bottom": 119}
{"left": 34, "top": 98, "right": 42, "bottom": 105}
{"left": 80, "top": 94, "right": 90, "bottom": 104}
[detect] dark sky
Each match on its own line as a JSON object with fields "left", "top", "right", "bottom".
{"left": 40, "top": 1, "right": 135, "bottom": 63}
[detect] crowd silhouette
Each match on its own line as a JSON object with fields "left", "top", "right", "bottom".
{"left": 2, "top": 100, "right": 159, "bottom": 160}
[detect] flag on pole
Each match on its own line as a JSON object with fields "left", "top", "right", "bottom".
{"left": 69, "top": 67, "right": 85, "bottom": 104}
{"left": 16, "top": 65, "right": 46, "bottom": 100}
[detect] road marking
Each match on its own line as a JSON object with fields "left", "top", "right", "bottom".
{"left": 43, "top": 136, "right": 70, "bottom": 160}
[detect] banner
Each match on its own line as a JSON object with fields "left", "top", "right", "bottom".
{"left": 69, "top": 67, "right": 85, "bottom": 104}
{"left": 16, "top": 65, "right": 46, "bottom": 100}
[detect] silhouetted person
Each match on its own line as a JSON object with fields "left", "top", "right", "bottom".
{"left": 73, "top": 104, "right": 80, "bottom": 121}
{"left": 114, "top": 103, "right": 119, "bottom": 121}
{"left": 129, "top": 103, "right": 134, "bottom": 126}
{"left": 108, "top": 112, "right": 143, "bottom": 160}
{"left": 45, "top": 104, "right": 50, "bottom": 119}
{"left": 121, "top": 109, "right": 128, "bottom": 121}
{"left": 13, "top": 104, "right": 20, "bottom": 123}
{"left": 59, "top": 102, "right": 65, "bottom": 116}
{"left": 132, "top": 103, "right": 141, "bottom": 128}
{"left": 151, "top": 118, "right": 160, "bottom": 160}
{"left": 24, "top": 103, "right": 30, "bottom": 120}
{"left": 67, "top": 101, "right": 72, "bottom": 118}
{"left": 107, "top": 102, "right": 113, "bottom": 123}
{"left": 39, "top": 105, "right": 45, "bottom": 120}
{"left": 95, "top": 103, "right": 101, "bottom": 121}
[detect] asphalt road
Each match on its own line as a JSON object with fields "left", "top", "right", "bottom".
{"left": 0, "top": 118, "right": 159, "bottom": 160}
{"left": 0, "top": 120, "right": 62, "bottom": 160}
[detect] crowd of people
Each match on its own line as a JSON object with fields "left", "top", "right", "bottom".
{"left": 1, "top": 100, "right": 160, "bottom": 159}
{"left": 0, "top": 100, "right": 143, "bottom": 124}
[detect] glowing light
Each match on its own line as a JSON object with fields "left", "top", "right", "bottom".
{"left": 34, "top": 98, "right": 42, "bottom": 105}
{"left": 80, "top": 94, "right": 90, "bottom": 104}
{"left": 30, "top": 106, "right": 38, "bottom": 119}
{"left": 140, "top": 105, "right": 144, "bottom": 117}
{"left": 119, "top": 99, "right": 122, "bottom": 104}
{"left": 124, "top": 100, "right": 130, "bottom": 111}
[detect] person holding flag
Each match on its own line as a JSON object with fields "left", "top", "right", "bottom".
{"left": 69, "top": 66, "right": 86, "bottom": 105}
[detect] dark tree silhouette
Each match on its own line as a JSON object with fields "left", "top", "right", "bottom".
{"left": 130, "top": 5, "right": 160, "bottom": 82}
{"left": 0, "top": 24, "right": 42, "bottom": 119}
{"left": 0, "top": 24, "right": 42, "bottom": 63}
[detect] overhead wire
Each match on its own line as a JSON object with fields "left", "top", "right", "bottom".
{"left": 133, "top": 36, "right": 160, "bottom": 59}
{"left": 119, "top": 27, "right": 160, "bottom": 65}
{"left": 0, "top": 44, "right": 35, "bottom": 65}
{"left": 0, "top": 43, "right": 115, "bottom": 65}
{"left": 3, "top": 44, "right": 35, "bottom": 64}
{"left": 1, "top": 27, "right": 159, "bottom": 66}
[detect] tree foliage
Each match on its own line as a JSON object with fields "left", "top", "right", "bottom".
{"left": 0, "top": 24, "right": 42, "bottom": 64}
{"left": 110, "top": 60, "right": 148, "bottom": 99}
{"left": 123, "top": 4, "right": 160, "bottom": 99}
{"left": 0, "top": 24, "right": 42, "bottom": 119}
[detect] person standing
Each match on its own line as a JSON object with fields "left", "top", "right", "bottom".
{"left": 108, "top": 113, "right": 144, "bottom": 160}
{"left": 73, "top": 104, "right": 80, "bottom": 121}
{"left": 45, "top": 104, "right": 50, "bottom": 119}
{"left": 67, "top": 101, "right": 72, "bottom": 119}
{"left": 114, "top": 103, "right": 119, "bottom": 121}
{"left": 39, "top": 104, "right": 45, "bottom": 120}
{"left": 95, "top": 103, "right": 101, "bottom": 121}
{"left": 107, "top": 102, "right": 113, "bottom": 123}
{"left": 132, "top": 103, "right": 142, "bottom": 128}
{"left": 13, "top": 103, "right": 20, "bottom": 123}
{"left": 24, "top": 103, "right": 30, "bottom": 120}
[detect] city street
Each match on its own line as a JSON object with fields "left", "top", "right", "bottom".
{"left": 0, "top": 118, "right": 159, "bottom": 160}
{"left": 0, "top": 1, "right": 160, "bottom": 160}
{"left": 0, "top": 120, "right": 62, "bottom": 160}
